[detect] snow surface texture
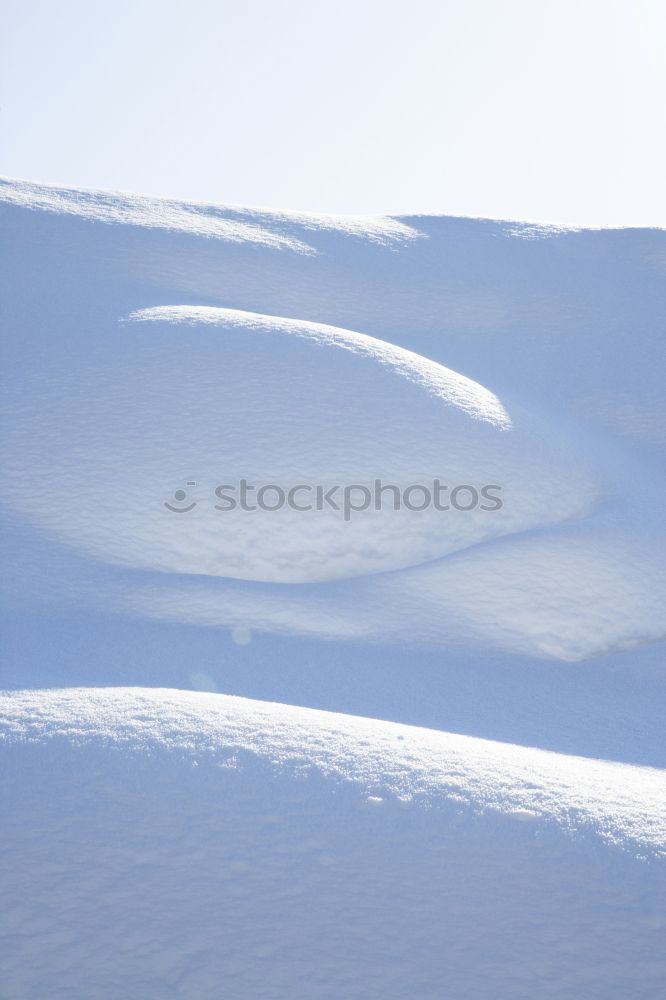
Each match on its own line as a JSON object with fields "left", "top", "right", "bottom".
{"left": 1, "top": 178, "right": 665, "bottom": 998}
{"left": 1, "top": 178, "right": 665, "bottom": 658}
{"left": 1, "top": 688, "right": 665, "bottom": 1000}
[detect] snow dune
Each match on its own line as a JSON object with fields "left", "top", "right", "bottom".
{"left": 4, "top": 298, "right": 597, "bottom": 586}
{"left": 1, "top": 177, "right": 664, "bottom": 656}
{"left": 1, "top": 178, "right": 665, "bottom": 999}
{"left": 1, "top": 688, "right": 664, "bottom": 999}
{"left": 2, "top": 687, "right": 664, "bottom": 855}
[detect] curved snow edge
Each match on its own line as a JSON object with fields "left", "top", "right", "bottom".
{"left": 1, "top": 687, "right": 664, "bottom": 858}
{"left": 125, "top": 304, "right": 512, "bottom": 427}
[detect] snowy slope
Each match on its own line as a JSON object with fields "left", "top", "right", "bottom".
{"left": 1, "top": 177, "right": 665, "bottom": 658}
{"left": 1, "top": 177, "right": 665, "bottom": 999}
{"left": 1, "top": 688, "right": 665, "bottom": 1000}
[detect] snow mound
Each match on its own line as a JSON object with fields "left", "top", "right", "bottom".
{"left": 1, "top": 688, "right": 664, "bottom": 999}
{"left": 2, "top": 686, "right": 663, "bottom": 854}
{"left": 0, "top": 176, "right": 420, "bottom": 249}
{"left": 3, "top": 300, "right": 599, "bottom": 584}
{"left": 1, "top": 175, "right": 664, "bottom": 654}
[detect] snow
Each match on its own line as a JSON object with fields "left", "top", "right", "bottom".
{"left": 6, "top": 298, "right": 600, "bottom": 587}
{"left": 0, "top": 176, "right": 420, "bottom": 248}
{"left": 1, "top": 688, "right": 665, "bottom": 999}
{"left": 1, "top": 176, "right": 665, "bottom": 998}
{"left": 2, "top": 688, "right": 664, "bottom": 856}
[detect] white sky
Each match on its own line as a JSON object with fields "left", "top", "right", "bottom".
{"left": 2, "top": 0, "right": 665, "bottom": 225}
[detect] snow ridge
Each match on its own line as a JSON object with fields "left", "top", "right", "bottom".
{"left": 2, "top": 687, "right": 664, "bottom": 857}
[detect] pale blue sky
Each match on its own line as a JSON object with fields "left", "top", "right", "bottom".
{"left": 2, "top": 0, "right": 665, "bottom": 225}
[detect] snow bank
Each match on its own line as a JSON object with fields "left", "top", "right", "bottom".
{"left": 1, "top": 178, "right": 664, "bottom": 656}
{"left": 3, "top": 687, "right": 664, "bottom": 854}
{"left": 3, "top": 299, "right": 599, "bottom": 585}
{"left": 1, "top": 177, "right": 665, "bottom": 999}
{"left": 1, "top": 688, "right": 664, "bottom": 999}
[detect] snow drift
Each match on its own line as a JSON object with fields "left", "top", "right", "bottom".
{"left": 1, "top": 688, "right": 665, "bottom": 1000}
{"left": 1, "top": 177, "right": 665, "bottom": 999}
{"left": 1, "top": 177, "right": 665, "bottom": 658}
